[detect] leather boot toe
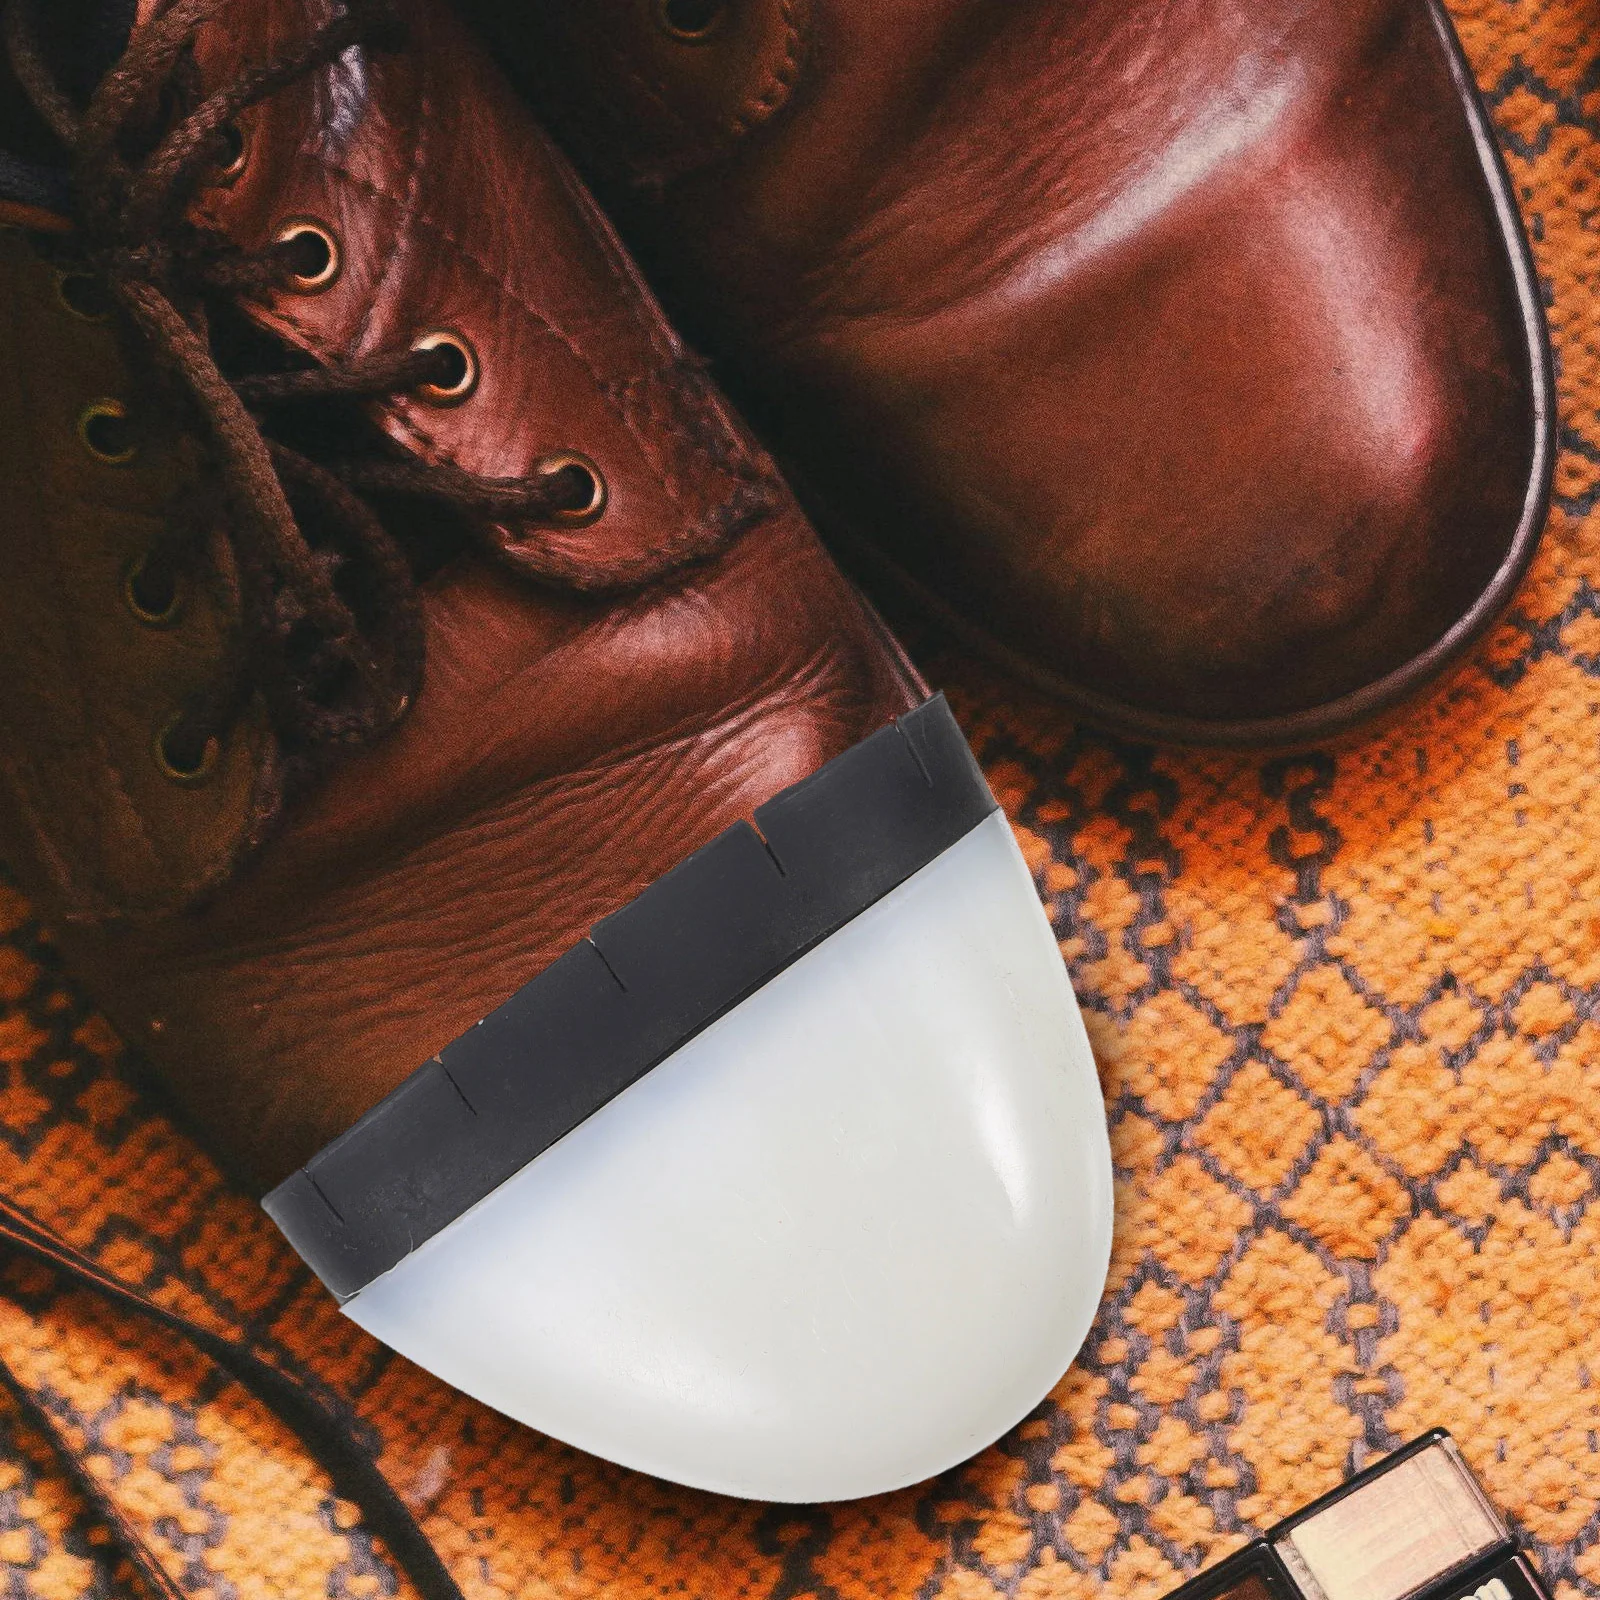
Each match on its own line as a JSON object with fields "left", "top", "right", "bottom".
{"left": 462, "top": 0, "right": 1554, "bottom": 744}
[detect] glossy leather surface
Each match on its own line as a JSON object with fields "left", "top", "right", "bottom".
{"left": 0, "top": 0, "right": 919, "bottom": 1191}
{"left": 469, "top": 0, "right": 1553, "bottom": 742}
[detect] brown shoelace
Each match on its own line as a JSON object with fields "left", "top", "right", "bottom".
{"left": 3, "top": 0, "right": 737, "bottom": 775}
{"left": 0, "top": 1192, "right": 469, "bottom": 1600}
{"left": 0, "top": 6, "right": 483, "bottom": 1591}
{"left": 0, "top": 3, "right": 763, "bottom": 1591}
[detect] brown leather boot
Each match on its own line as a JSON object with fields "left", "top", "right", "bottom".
{"left": 456, "top": 0, "right": 1555, "bottom": 746}
{"left": 0, "top": 0, "right": 1111, "bottom": 1503}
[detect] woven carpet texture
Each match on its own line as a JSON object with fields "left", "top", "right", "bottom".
{"left": 2, "top": 0, "right": 1599, "bottom": 1594}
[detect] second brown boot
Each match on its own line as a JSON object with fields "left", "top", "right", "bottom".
{"left": 459, "top": 0, "right": 1554, "bottom": 745}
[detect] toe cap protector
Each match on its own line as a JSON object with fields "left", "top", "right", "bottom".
{"left": 341, "top": 809, "right": 1112, "bottom": 1501}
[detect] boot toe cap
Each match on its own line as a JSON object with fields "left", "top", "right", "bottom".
{"left": 340, "top": 811, "right": 1113, "bottom": 1502}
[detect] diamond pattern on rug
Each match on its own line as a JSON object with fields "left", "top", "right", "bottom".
{"left": 2, "top": 0, "right": 1600, "bottom": 1595}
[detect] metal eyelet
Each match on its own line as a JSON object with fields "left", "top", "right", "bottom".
{"left": 275, "top": 218, "right": 341, "bottom": 292}
{"left": 154, "top": 713, "right": 220, "bottom": 785}
{"left": 55, "top": 269, "right": 112, "bottom": 322}
{"left": 536, "top": 452, "right": 608, "bottom": 526}
{"left": 656, "top": 0, "right": 729, "bottom": 41}
{"left": 410, "top": 330, "right": 480, "bottom": 406}
{"left": 78, "top": 399, "right": 137, "bottom": 465}
{"left": 122, "top": 551, "right": 184, "bottom": 628}
{"left": 213, "top": 120, "right": 249, "bottom": 184}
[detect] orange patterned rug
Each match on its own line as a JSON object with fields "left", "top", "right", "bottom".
{"left": 2, "top": 0, "right": 1598, "bottom": 1594}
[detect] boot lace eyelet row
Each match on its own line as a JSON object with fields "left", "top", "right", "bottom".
{"left": 123, "top": 549, "right": 185, "bottom": 628}
{"left": 9, "top": 0, "right": 738, "bottom": 808}
{"left": 213, "top": 118, "right": 247, "bottom": 183}
{"left": 274, "top": 217, "right": 341, "bottom": 291}
{"left": 77, "top": 398, "right": 137, "bottom": 464}
{"left": 533, "top": 453, "right": 607, "bottom": 526}
{"left": 55, "top": 267, "right": 112, "bottom": 321}
{"left": 154, "top": 709, "right": 221, "bottom": 784}
{"left": 409, "top": 329, "right": 478, "bottom": 405}
{"left": 657, "top": 0, "right": 729, "bottom": 43}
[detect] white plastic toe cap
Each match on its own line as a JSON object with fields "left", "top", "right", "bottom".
{"left": 342, "top": 809, "right": 1113, "bottom": 1502}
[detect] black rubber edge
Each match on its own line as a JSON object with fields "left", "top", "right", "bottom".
{"left": 264, "top": 694, "right": 998, "bottom": 1301}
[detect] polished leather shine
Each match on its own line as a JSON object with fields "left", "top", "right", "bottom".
{"left": 0, "top": 0, "right": 919, "bottom": 1191}
{"left": 467, "top": 0, "right": 1554, "bottom": 743}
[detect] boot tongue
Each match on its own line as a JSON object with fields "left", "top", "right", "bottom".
{"left": 0, "top": 0, "right": 138, "bottom": 211}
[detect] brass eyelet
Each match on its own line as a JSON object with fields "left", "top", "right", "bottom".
{"left": 656, "top": 0, "right": 729, "bottom": 41}
{"left": 78, "top": 399, "right": 137, "bottom": 465}
{"left": 274, "top": 218, "right": 341, "bottom": 292}
{"left": 536, "top": 452, "right": 608, "bottom": 526}
{"left": 55, "top": 269, "right": 112, "bottom": 322}
{"left": 410, "top": 330, "right": 480, "bottom": 406}
{"left": 154, "top": 713, "right": 220, "bottom": 786}
{"left": 213, "top": 120, "right": 249, "bottom": 184}
{"left": 122, "top": 551, "right": 184, "bottom": 628}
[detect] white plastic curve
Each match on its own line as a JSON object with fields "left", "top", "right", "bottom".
{"left": 343, "top": 809, "right": 1113, "bottom": 1502}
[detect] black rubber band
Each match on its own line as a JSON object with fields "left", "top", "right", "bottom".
{"left": 265, "top": 694, "right": 998, "bottom": 1300}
